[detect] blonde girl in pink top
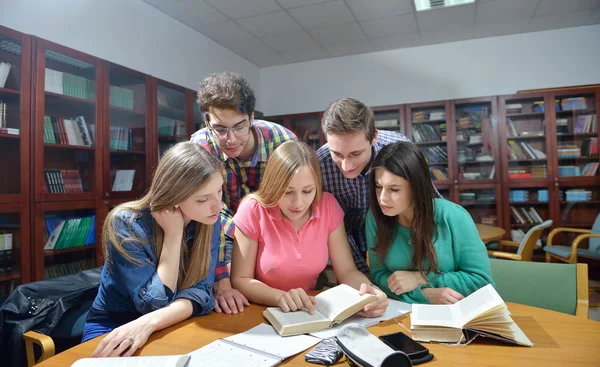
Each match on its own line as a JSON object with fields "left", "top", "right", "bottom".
{"left": 231, "top": 141, "right": 388, "bottom": 316}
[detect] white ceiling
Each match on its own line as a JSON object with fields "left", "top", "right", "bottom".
{"left": 143, "top": 0, "right": 600, "bottom": 67}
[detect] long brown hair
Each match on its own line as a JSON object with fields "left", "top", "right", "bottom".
{"left": 103, "top": 142, "right": 222, "bottom": 290}
{"left": 369, "top": 142, "right": 438, "bottom": 277}
{"left": 250, "top": 141, "right": 322, "bottom": 207}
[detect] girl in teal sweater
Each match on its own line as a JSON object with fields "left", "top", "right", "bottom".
{"left": 367, "top": 142, "right": 493, "bottom": 304}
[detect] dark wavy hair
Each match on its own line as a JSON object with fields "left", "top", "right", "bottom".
{"left": 369, "top": 142, "right": 438, "bottom": 277}
{"left": 197, "top": 72, "right": 256, "bottom": 121}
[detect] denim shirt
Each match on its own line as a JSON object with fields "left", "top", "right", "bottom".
{"left": 90, "top": 209, "right": 219, "bottom": 319}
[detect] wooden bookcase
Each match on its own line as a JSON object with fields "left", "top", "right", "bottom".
{"left": 0, "top": 26, "right": 32, "bottom": 297}
{"left": 266, "top": 112, "right": 324, "bottom": 150}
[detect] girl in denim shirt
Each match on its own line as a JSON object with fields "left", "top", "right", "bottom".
{"left": 82, "top": 142, "right": 224, "bottom": 357}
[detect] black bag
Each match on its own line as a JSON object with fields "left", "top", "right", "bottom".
{"left": 0, "top": 268, "right": 101, "bottom": 367}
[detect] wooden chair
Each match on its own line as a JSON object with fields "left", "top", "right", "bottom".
{"left": 544, "top": 213, "right": 600, "bottom": 264}
{"left": 487, "top": 220, "right": 552, "bottom": 261}
{"left": 489, "top": 259, "right": 589, "bottom": 318}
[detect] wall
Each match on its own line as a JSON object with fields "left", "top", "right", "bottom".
{"left": 259, "top": 25, "right": 600, "bottom": 116}
{"left": 0, "top": 0, "right": 261, "bottom": 106}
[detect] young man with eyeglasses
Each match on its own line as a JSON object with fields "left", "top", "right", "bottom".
{"left": 190, "top": 72, "right": 297, "bottom": 315}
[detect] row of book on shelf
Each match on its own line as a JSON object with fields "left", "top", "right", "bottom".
{"left": 109, "top": 126, "right": 143, "bottom": 150}
{"left": 45, "top": 68, "right": 96, "bottom": 101}
{"left": 506, "top": 97, "right": 592, "bottom": 114}
{"left": 558, "top": 163, "right": 598, "bottom": 177}
{"left": 429, "top": 167, "right": 448, "bottom": 180}
{"left": 509, "top": 189, "right": 549, "bottom": 203}
{"left": 507, "top": 140, "right": 546, "bottom": 160}
{"left": 458, "top": 191, "right": 496, "bottom": 204}
{"left": 421, "top": 145, "right": 448, "bottom": 163}
{"left": 157, "top": 88, "right": 185, "bottom": 109}
{"left": 373, "top": 119, "right": 399, "bottom": 128}
{"left": 507, "top": 165, "right": 547, "bottom": 179}
{"left": 43, "top": 115, "right": 94, "bottom": 146}
{"left": 0, "top": 62, "right": 11, "bottom": 88}
{"left": 43, "top": 215, "right": 96, "bottom": 251}
{"left": 412, "top": 123, "right": 443, "bottom": 142}
{"left": 0, "top": 100, "right": 20, "bottom": 135}
{"left": 412, "top": 110, "right": 445, "bottom": 122}
{"left": 158, "top": 116, "right": 186, "bottom": 138}
{"left": 462, "top": 165, "right": 495, "bottom": 180}
{"left": 43, "top": 169, "right": 84, "bottom": 193}
{"left": 557, "top": 138, "right": 598, "bottom": 158}
{"left": 109, "top": 85, "right": 136, "bottom": 110}
{"left": 45, "top": 259, "right": 96, "bottom": 280}
{"left": 0, "top": 232, "right": 13, "bottom": 273}
{"left": 561, "top": 189, "right": 593, "bottom": 202}
{"left": 510, "top": 206, "right": 544, "bottom": 225}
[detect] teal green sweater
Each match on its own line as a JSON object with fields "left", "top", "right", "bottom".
{"left": 367, "top": 198, "right": 493, "bottom": 304}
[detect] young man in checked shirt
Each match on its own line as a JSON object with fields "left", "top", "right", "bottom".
{"left": 190, "top": 72, "right": 297, "bottom": 314}
{"left": 317, "top": 98, "right": 413, "bottom": 274}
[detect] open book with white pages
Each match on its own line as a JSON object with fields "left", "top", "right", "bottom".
{"left": 71, "top": 324, "right": 320, "bottom": 367}
{"left": 410, "top": 284, "right": 533, "bottom": 347}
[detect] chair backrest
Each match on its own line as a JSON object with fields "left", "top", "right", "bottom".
{"left": 489, "top": 259, "right": 587, "bottom": 317}
{"left": 516, "top": 220, "right": 552, "bottom": 261}
{"left": 590, "top": 213, "right": 600, "bottom": 253}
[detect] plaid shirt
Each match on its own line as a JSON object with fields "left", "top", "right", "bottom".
{"left": 317, "top": 130, "right": 411, "bottom": 274}
{"left": 191, "top": 120, "right": 297, "bottom": 280}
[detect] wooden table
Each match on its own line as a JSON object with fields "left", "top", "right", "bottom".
{"left": 476, "top": 223, "right": 506, "bottom": 243}
{"left": 38, "top": 302, "right": 600, "bottom": 367}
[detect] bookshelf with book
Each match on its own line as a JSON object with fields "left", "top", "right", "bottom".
{"left": 550, "top": 88, "right": 599, "bottom": 186}
{"left": 191, "top": 90, "right": 204, "bottom": 133}
{"left": 33, "top": 38, "right": 103, "bottom": 203}
{"left": 33, "top": 201, "right": 100, "bottom": 281}
{"left": 103, "top": 63, "right": 151, "bottom": 200}
{"left": 152, "top": 79, "right": 189, "bottom": 164}
{"left": 264, "top": 112, "right": 324, "bottom": 150}
{"left": 372, "top": 105, "right": 404, "bottom": 133}
{"left": 405, "top": 100, "right": 453, "bottom": 197}
{"left": 0, "top": 204, "right": 30, "bottom": 302}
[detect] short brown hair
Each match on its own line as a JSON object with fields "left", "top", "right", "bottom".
{"left": 197, "top": 72, "right": 256, "bottom": 121}
{"left": 321, "top": 98, "right": 375, "bottom": 141}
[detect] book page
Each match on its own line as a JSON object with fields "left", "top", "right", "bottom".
{"left": 187, "top": 340, "right": 277, "bottom": 367}
{"left": 310, "top": 299, "right": 412, "bottom": 339}
{"left": 411, "top": 304, "right": 462, "bottom": 328}
{"left": 457, "top": 284, "right": 505, "bottom": 326}
{"left": 71, "top": 355, "right": 189, "bottom": 367}
{"left": 314, "top": 284, "right": 375, "bottom": 320}
{"left": 225, "top": 323, "right": 320, "bottom": 359}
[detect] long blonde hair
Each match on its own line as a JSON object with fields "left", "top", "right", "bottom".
{"left": 103, "top": 142, "right": 222, "bottom": 290}
{"left": 251, "top": 141, "right": 322, "bottom": 207}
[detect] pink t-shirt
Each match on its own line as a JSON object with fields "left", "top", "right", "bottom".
{"left": 233, "top": 192, "right": 344, "bottom": 291}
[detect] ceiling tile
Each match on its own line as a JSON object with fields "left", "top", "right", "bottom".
{"left": 288, "top": 0, "right": 355, "bottom": 29}
{"left": 143, "top": 0, "right": 228, "bottom": 24}
{"left": 204, "top": 0, "right": 281, "bottom": 19}
{"left": 226, "top": 38, "right": 287, "bottom": 67}
{"left": 276, "top": 0, "right": 331, "bottom": 9}
{"left": 324, "top": 39, "right": 375, "bottom": 57}
{"left": 360, "top": 14, "right": 418, "bottom": 38}
{"left": 420, "top": 27, "right": 474, "bottom": 45}
{"left": 237, "top": 11, "right": 301, "bottom": 37}
{"left": 196, "top": 21, "right": 256, "bottom": 46}
{"left": 530, "top": 10, "right": 599, "bottom": 32}
{"left": 473, "top": 19, "right": 532, "bottom": 39}
{"left": 371, "top": 32, "right": 422, "bottom": 51}
{"left": 536, "top": 0, "right": 600, "bottom": 16}
{"left": 261, "top": 30, "right": 320, "bottom": 51}
{"left": 345, "top": 0, "right": 414, "bottom": 21}
{"left": 417, "top": 3, "right": 475, "bottom": 32}
{"left": 309, "top": 22, "right": 366, "bottom": 46}
{"left": 281, "top": 47, "right": 330, "bottom": 63}
{"left": 476, "top": 0, "right": 540, "bottom": 24}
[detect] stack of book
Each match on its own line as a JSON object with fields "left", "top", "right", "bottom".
{"left": 557, "top": 145, "right": 581, "bottom": 158}
{"left": 556, "top": 118, "right": 569, "bottom": 133}
{"left": 560, "top": 97, "right": 587, "bottom": 111}
{"left": 412, "top": 110, "right": 445, "bottom": 122}
{"left": 563, "top": 189, "right": 592, "bottom": 202}
{"left": 480, "top": 215, "right": 498, "bottom": 225}
{"left": 558, "top": 166, "right": 581, "bottom": 177}
{"left": 505, "top": 104, "right": 523, "bottom": 114}
{"left": 538, "top": 190, "right": 549, "bottom": 202}
{"left": 374, "top": 119, "right": 398, "bottom": 128}
{"left": 509, "top": 190, "right": 529, "bottom": 203}
{"left": 459, "top": 192, "right": 476, "bottom": 205}
{"left": 531, "top": 164, "right": 548, "bottom": 178}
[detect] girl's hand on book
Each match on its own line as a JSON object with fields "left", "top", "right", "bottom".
{"left": 152, "top": 207, "right": 184, "bottom": 238}
{"left": 387, "top": 271, "right": 426, "bottom": 295}
{"left": 422, "top": 287, "right": 464, "bottom": 304}
{"left": 278, "top": 288, "right": 316, "bottom": 314}
{"left": 92, "top": 316, "right": 155, "bottom": 358}
{"left": 357, "top": 283, "right": 389, "bottom": 318}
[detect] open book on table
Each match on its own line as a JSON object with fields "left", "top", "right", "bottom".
{"left": 263, "top": 284, "right": 377, "bottom": 336}
{"left": 410, "top": 284, "right": 533, "bottom": 347}
{"left": 71, "top": 324, "right": 320, "bottom": 367}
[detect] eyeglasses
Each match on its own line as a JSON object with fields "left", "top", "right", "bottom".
{"left": 209, "top": 123, "right": 251, "bottom": 139}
